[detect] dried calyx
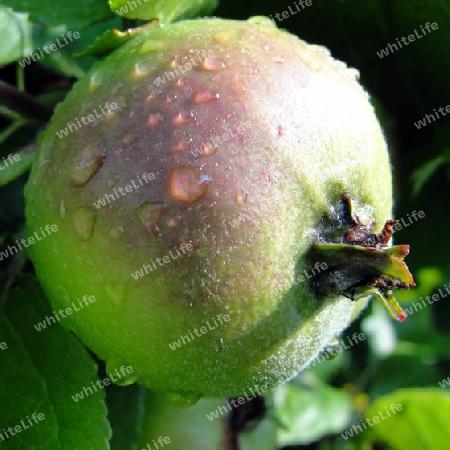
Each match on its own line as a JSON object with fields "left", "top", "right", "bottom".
{"left": 310, "top": 194, "right": 415, "bottom": 322}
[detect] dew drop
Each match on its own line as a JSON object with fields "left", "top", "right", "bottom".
{"left": 140, "top": 40, "right": 165, "bottom": 53}
{"left": 201, "top": 57, "right": 225, "bottom": 71}
{"left": 172, "top": 109, "right": 195, "bottom": 126}
{"left": 165, "top": 391, "right": 201, "bottom": 408}
{"left": 322, "top": 338, "right": 340, "bottom": 360}
{"left": 214, "top": 31, "right": 238, "bottom": 46}
{"left": 164, "top": 94, "right": 178, "bottom": 104}
{"left": 89, "top": 72, "right": 102, "bottom": 90}
{"left": 122, "top": 132, "right": 139, "bottom": 147}
{"left": 129, "top": 109, "right": 139, "bottom": 119}
{"left": 314, "top": 45, "right": 331, "bottom": 57}
{"left": 133, "top": 60, "right": 155, "bottom": 78}
{"left": 166, "top": 217, "right": 179, "bottom": 228}
{"left": 298, "top": 49, "right": 322, "bottom": 72}
{"left": 347, "top": 67, "right": 360, "bottom": 80}
{"left": 236, "top": 187, "right": 248, "bottom": 204}
{"left": 111, "top": 82, "right": 124, "bottom": 95}
{"left": 169, "top": 54, "right": 183, "bottom": 69}
{"left": 72, "top": 207, "right": 97, "bottom": 241}
{"left": 273, "top": 56, "right": 286, "bottom": 64}
{"left": 104, "top": 282, "right": 128, "bottom": 308}
{"left": 59, "top": 199, "right": 66, "bottom": 220}
{"left": 203, "top": 143, "right": 218, "bottom": 156}
{"left": 244, "top": 66, "right": 258, "bottom": 74}
{"left": 172, "top": 136, "right": 191, "bottom": 152}
{"left": 148, "top": 111, "right": 164, "bottom": 126}
{"left": 214, "top": 338, "right": 229, "bottom": 351}
{"left": 175, "top": 78, "right": 186, "bottom": 88}
{"left": 145, "top": 90, "right": 158, "bottom": 103}
{"left": 194, "top": 89, "right": 219, "bottom": 103}
{"left": 71, "top": 143, "right": 106, "bottom": 187}
{"left": 106, "top": 359, "right": 137, "bottom": 386}
{"left": 170, "top": 166, "right": 210, "bottom": 203}
{"left": 106, "top": 96, "right": 126, "bottom": 117}
{"left": 136, "top": 201, "right": 169, "bottom": 237}
{"left": 109, "top": 225, "right": 125, "bottom": 239}
{"left": 220, "top": 338, "right": 228, "bottom": 350}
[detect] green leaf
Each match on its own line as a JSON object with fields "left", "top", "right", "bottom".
{"left": 108, "top": 0, "right": 218, "bottom": 23}
{"left": 0, "top": 144, "right": 36, "bottom": 188}
{"left": 363, "top": 388, "right": 450, "bottom": 450}
{"left": 362, "top": 300, "right": 397, "bottom": 357}
{"left": 315, "top": 243, "right": 415, "bottom": 287}
{"left": 2, "top": 0, "right": 112, "bottom": 29}
{"left": 396, "top": 267, "right": 444, "bottom": 304}
{"left": 274, "top": 380, "right": 352, "bottom": 445}
{"left": 76, "top": 26, "right": 147, "bottom": 58}
{"left": 412, "top": 147, "right": 450, "bottom": 196}
{"left": 0, "top": 276, "right": 111, "bottom": 449}
{"left": 369, "top": 356, "right": 441, "bottom": 399}
{"left": 0, "top": 7, "right": 42, "bottom": 65}
{"left": 106, "top": 384, "right": 144, "bottom": 450}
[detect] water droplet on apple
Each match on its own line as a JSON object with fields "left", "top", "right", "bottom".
{"left": 172, "top": 109, "right": 195, "bottom": 126}
{"left": 164, "top": 94, "right": 178, "bottom": 104}
{"left": 71, "top": 143, "right": 106, "bottom": 187}
{"left": 175, "top": 78, "right": 186, "bottom": 88}
{"left": 214, "top": 31, "right": 238, "bottom": 46}
{"left": 111, "top": 82, "right": 124, "bottom": 95}
{"left": 148, "top": 111, "right": 164, "bottom": 126}
{"left": 298, "top": 48, "right": 322, "bottom": 72}
{"left": 59, "top": 199, "right": 66, "bottom": 220}
{"left": 236, "top": 187, "right": 247, "bottom": 204}
{"left": 169, "top": 54, "right": 183, "bottom": 69}
{"left": 136, "top": 202, "right": 169, "bottom": 237}
{"left": 165, "top": 391, "right": 201, "bottom": 408}
{"left": 106, "top": 359, "right": 137, "bottom": 386}
{"left": 194, "top": 89, "right": 219, "bottom": 103}
{"left": 145, "top": 90, "right": 158, "bottom": 103}
{"left": 134, "top": 60, "right": 155, "bottom": 77}
{"left": 166, "top": 217, "right": 179, "bottom": 228}
{"left": 172, "top": 136, "right": 191, "bottom": 152}
{"left": 89, "top": 72, "right": 102, "bottom": 90}
{"left": 203, "top": 143, "right": 218, "bottom": 156}
{"left": 72, "top": 207, "right": 97, "bottom": 241}
{"left": 170, "top": 166, "right": 210, "bottom": 203}
{"left": 122, "top": 133, "right": 139, "bottom": 147}
{"left": 273, "top": 56, "right": 286, "bottom": 64}
{"left": 140, "top": 40, "right": 165, "bottom": 53}
{"left": 201, "top": 57, "right": 225, "bottom": 71}
{"left": 109, "top": 225, "right": 125, "bottom": 239}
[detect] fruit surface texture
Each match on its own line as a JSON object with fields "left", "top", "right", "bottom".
{"left": 25, "top": 17, "right": 392, "bottom": 399}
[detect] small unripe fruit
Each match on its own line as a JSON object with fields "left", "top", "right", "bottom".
{"left": 25, "top": 17, "right": 410, "bottom": 400}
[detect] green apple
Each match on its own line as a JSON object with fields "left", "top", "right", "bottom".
{"left": 24, "top": 17, "right": 412, "bottom": 401}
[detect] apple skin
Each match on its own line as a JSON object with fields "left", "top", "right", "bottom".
{"left": 24, "top": 17, "right": 391, "bottom": 399}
